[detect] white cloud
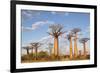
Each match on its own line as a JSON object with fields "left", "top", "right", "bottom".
{"left": 65, "top": 12, "right": 69, "bottom": 16}
{"left": 51, "top": 11, "right": 69, "bottom": 16}
{"left": 39, "top": 36, "right": 50, "bottom": 42}
{"left": 22, "top": 20, "right": 55, "bottom": 31}
{"left": 32, "top": 20, "right": 54, "bottom": 29}
{"left": 41, "top": 36, "right": 52, "bottom": 44}
{"left": 51, "top": 11, "right": 56, "bottom": 15}
{"left": 22, "top": 11, "right": 32, "bottom": 17}
{"left": 22, "top": 10, "right": 40, "bottom": 19}
{"left": 22, "top": 26, "right": 34, "bottom": 31}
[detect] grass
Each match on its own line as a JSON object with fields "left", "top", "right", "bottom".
{"left": 21, "top": 52, "right": 90, "bottom": 63}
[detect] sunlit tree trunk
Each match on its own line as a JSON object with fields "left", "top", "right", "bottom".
{"left": 83, "top": 42, "right": 86, "bottom": 57}
{"left": 74, "top": 33, "right": 78, "bottom": 58}
{"left": 54, "top": 37, "right": 59, "bottom": 57}
{"left": 71, "top": 28, "right": 81, "bottom": 58}
{"left": 70, "top": 38, "right": 73, "bottom": 59}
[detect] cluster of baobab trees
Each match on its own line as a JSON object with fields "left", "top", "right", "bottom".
{"left": 23, "top": 42, "right": 42, "bottom": 60}
{"left": 66, "top": 29, "right": 89, "bottom": 59}
{"left": 22, "top": 24, "right": 89, "bottom": 60}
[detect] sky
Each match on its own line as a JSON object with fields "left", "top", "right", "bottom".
{"left": 21, "top": 9, "right": 90, "bottom": 55}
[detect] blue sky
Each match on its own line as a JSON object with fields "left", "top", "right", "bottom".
{"left": 21, "top": 10, "right": 90, "bottom": 55}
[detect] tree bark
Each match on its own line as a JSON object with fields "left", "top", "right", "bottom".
{"left": 83, "top": 42, "right": 86, "bottom": 57}
{"left": 35, "top": 47, "right": 38, "bottom": 60}
{"left": 74, "top": 33, "right": 78, "bottom": 58}
{"left": 54, "top": 37, "right": 59, "bottom": 57}
{"left": 70, "top": 38, "right": 73, "bottom": 59}
{"left": 27, "top": 49, "right": 29, "bottom": 55}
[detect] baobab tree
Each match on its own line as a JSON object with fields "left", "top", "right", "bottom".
{"left": 67, "top": 32, "right": 74, "bottom": 59}
{"left": 48, "top": 43, "right": 53, "bottom": 56}
{"left": 22, "top": 46, "right": 32, "bottom": 55}
{"left": 47, "top": 24, "right": 65, "bottom": 58}
{"left": 71, "top": 28, "right": 81, "bottom": 58}
{"left": 79, "top": 38, "right": 89, "bottom": 57}
{"left": 30, "top": 42, "right": 42, "bottom": 60}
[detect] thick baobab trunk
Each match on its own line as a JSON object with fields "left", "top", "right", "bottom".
{"left": 70, "top": 38, "right": 73, "bottom": 59}
{"left": 26, "top": 49, "right": 29, "bottom": 55}
{"left": 54, "top": 37, "right": 59, "bottom": 57}
{"left": 35, "top": 48, "right": 38, "bottom": 60}
{"left": 74, "top": 33, "right": 78, "bottom": 58}
{"left": 83, "top": 42, "right": 86, "bottom": 57}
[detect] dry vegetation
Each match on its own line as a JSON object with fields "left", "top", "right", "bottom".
{"left": 21, "top": 52, "right": 90, "bottom": 63}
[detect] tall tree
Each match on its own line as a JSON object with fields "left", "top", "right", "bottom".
{"left": 79, "top": 38, "right": 89, "bottom": 57}
{"left": 71, "top": 28, "right": 81, "bottom": 58}
{"left": 22, "top": 46, "right": 32, "bottom": 55}
{"left": 67, "top": 32, "right": 74, "bottom": 59}
{"left": 30, "top": 42, "right": 41, "bottom": 60}
{"left": 48, "top": 43, "right": 53, "bottom": 56}
{"left": 47, "top": 24, "right": 65, "bottom": 58}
